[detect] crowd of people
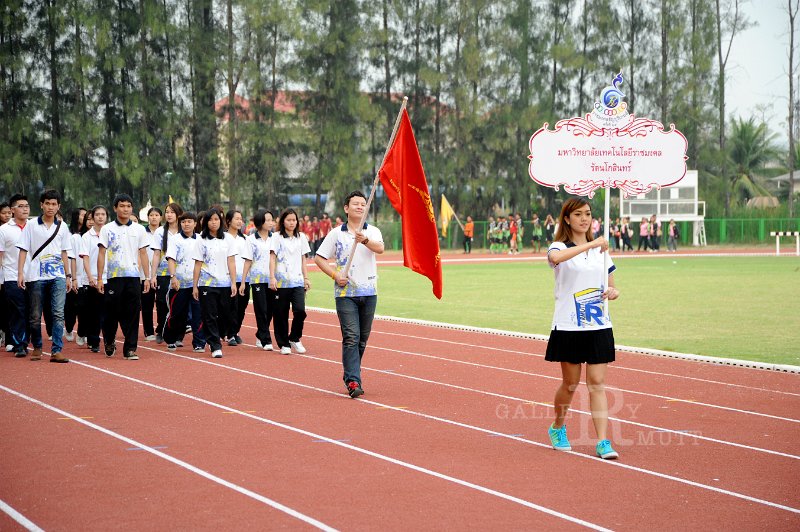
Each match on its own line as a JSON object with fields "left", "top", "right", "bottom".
{"left": 0, "top": 190, "right": 383, "bottom": 398}
{"left": 462, "top": 212, "right": 679, "bottom": 254}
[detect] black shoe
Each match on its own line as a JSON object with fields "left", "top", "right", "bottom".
{"left": 124, "top": 351, "right": 139, "bottom": 360}
{"left": 346, "top": 381, "right": 364, "bottom": 398}
{"left": 104, "top": 344, "right": 116, "bottom": 358}
{"left": 14, "top": 349, "right": 27, "bottom": 358}
{"left": 155, "top": 335, "right": 164, "bottom": 344}
{"left": 90, "top": 346, "right": 100, "bottom": 353}
{"left": 227, "top": 337, "right": 238, "bottom": 346}
{"left": 234, "top": 335, "right": 243, "bottom": 344}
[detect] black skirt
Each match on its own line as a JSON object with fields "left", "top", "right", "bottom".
{"left": 545, "top": 328, "right": 616, "bottom": 364}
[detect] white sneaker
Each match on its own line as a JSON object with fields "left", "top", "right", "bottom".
{"left": 280, "top": 346, "right": 291, "bottom": 355}
{"left": 289, "top": 341, "right": 306, "bottom": 354}
{"left": 6, "top": 344, "right": 14, "bottom": 352}
{"left": 263, "top": 343, "right": 273, "bottom": 351}
{"left": 65, "top": 332, "right": 74, "bottom": 342}
{"left": 255, "top": 340, "right": 263, "bottom": 348}
{"left": 76, "top": 336, "right": 85, "bottom": 346}
{"left": 145, "top": 335, "right": 156, "bottom": 341}
{"left": 175, "top": 341, "right": 184, "bottom": 347}
{"left": 211, "top": 350, "right": 223, "bottom": 358}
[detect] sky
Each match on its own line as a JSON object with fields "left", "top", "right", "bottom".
{"left": 727, "top": 0, "right": 794, "bottom": 146}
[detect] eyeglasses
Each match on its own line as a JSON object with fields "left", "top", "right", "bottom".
{"left": 12, "top": 204, "right": 30, "bottom": 209}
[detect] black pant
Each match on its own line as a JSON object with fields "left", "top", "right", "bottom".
{"left": 164, "top": 287, "right": 205, "bottom": 349}
{"left": 464, "top": 236, "right": 472, "bottom": 253}
{"left": 155, "top": 276, "right": 170, "bottom": 337}
{"left": 198, "top": 286, "right": 234, "bottom": 352}
{"left": 65, "top": 289, "right": 79, "bottom": 333}
{"left": 229, "top": 282, "right": 249, "bottom": 339}
{"left": 81, "top": 286, "right": 104, "bottom": 349}
{"left": 250, "top": 283, "right": 276, "bottom": 346}
{"left": 274, "top": 286, "right": 306, "bottom": 348}
{"left": 103, "top": 277, "right": 142, "bottom": 354}
{"left": 141, "top": 279, "right": 155, "bottom": 336}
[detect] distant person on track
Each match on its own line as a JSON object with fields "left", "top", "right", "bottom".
{"left": 667, "top": 219, "right": 680, "bottom": 252}
{"left": 544, "top": 214, "right": 556, "bottom": 245}
{"left": 531, "top": 213, "right": 542, "bottom": 253}
{"left": 314, "top": 191, "right": 384, "bottom": 399}
{"left": 545, "top": 197, "right": 620, "bottom": 460}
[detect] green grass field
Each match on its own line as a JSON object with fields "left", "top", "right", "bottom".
{"left": 306, "top": 256, "right": 800, "bottom": 366}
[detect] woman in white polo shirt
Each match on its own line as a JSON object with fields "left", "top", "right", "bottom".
{"left": 545, "top": 197, "right": 620, "bottom": 460}
{"left": 269, "top": 208, "right": 310, "bottom": 355}
{"left": 192, "top": 208, "right": 236, "bottom": 358}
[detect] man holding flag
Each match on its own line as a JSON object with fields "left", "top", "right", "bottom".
{"left": 315, "top": 191, "right": 384, "bottom": 398}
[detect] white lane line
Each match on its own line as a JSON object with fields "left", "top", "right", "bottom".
{"left": 94, "top": 344, "right": 800, "bottom": 515}
{"left": 0, "top": 499, "right": 44, "bottom": 532}
{"left": 285, "top": 329, "right": 800, "bottom": 424}
{"left": 0, "top": 385, "right": 337, "bottom": 532}
{"left": 279, "top": 339, "right": 800, "bottom": 460}
{"left": 291, "top": 318, "right": 800, "bottom": 398}
{"left": 55, "top": 356, "right": 611, "bottom": 531}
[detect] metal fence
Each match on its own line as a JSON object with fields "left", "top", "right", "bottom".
{"left": 376, "top": 218, "right": 800, "bottom": 250}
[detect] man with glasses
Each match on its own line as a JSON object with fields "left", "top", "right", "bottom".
{"left": 0, "top": 195, "right": 31, "bottom": 357}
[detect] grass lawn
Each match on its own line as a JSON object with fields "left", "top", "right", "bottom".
{"left": 306, "top": 255, "right": 800, "bottom": 366}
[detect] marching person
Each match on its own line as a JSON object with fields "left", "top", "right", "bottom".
{"left": 16, "top": 189, "right": 74, "bottom": 363}
{"left": 164, "top": 211, "right": 205, "bottom": 352}
{"left": 0, "top": 194, "right": 31, "bottom": 357}
{"left": 97, "top": 194, "right": 152, "bottom": 360}
{"left": 193, "top": 208, "right": 236, "bottom": 359}
{"left": 314, "top": 191, "right": 384, "bottom": 398}
{"left": 225, "top": 209, "right": 253, "bottom": 346}
{"left": 545, "top": 197, "right": 620, "bottom": 460}
{"left": 269, "top": 208, "right": 310, "bottom": 355}
{"left": 244, "top": 209, "right": 277, "bottom": 351}
{"left": 151, "top": 203, "right": 183, "bottom": 342}
{"left": 142, "top": 207, "right": 162, "bottom": 340}
{"left": 81, "top": 205, "right": 108, "bottom": 353}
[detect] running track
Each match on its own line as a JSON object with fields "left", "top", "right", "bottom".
{"left": 1, "top": 307, "right": 798, "bottom": 530}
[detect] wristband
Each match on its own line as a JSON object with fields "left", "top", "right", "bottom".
{"left": 362, "top": 237, "right": 369, "bottom": 246}
{"left": 330, "top": 271, "right": 337, "bottom": 280}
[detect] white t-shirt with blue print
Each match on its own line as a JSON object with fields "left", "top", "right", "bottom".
{"left": 271, "top": 233, "right": 310, "bottom": 289}
{"left": 315, "top": 223, "right": 383, "bottom": 298}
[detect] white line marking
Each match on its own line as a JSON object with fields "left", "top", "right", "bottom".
{"left": 291, "top": 318, "right": 800, "bottom": 398}
{"left": 297, "top": 307, "right": 800, "bottom": 374}
{"left": 93, "top": 344, "right": 800, "bottom": 515}
{"left": 289, "top": 330, "right": 800, "bottom": 424}
{"left": 47, "top": 356, "right": 611, "bottom": 531}
{"left": 0, "top": 385, "right": 337, "bottom": 531}
{"left": 0, "top": 499, "right": 44, "bottom": 532}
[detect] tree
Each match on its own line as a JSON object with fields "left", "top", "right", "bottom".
{"left": 728, "top": 117, "right": 777, "bottom": 204}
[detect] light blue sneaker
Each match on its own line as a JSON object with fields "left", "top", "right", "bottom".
{"left": 548, "top": 423, "right": 571, "bottom": 451}
{"left": 596, "top": 439, "right": 619, "bottom": 459}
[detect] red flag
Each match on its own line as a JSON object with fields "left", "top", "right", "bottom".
{"left": 379, "top": 109, "right": 442, "bottom": 299}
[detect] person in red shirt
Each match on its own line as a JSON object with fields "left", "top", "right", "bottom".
{"left": 302, "top": 215, "right": 316, "bottom": 256}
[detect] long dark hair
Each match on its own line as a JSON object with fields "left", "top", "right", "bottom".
{"left": 201, "top": 208, "right": 225, "bottom": 240}
{"left": 554, "top": 197, "right": 594, "bottom": 244}
{"left": 88, "top": 205, "right": 108, "bottom": 232}
{"left": 161, "top": 202, "right": 184, "bottom": 250}
{"left": 277, "top": 208, "right": 300, "bottom": 238}
{"left": 69, "top": 207, "right": 86, "bottom": 234}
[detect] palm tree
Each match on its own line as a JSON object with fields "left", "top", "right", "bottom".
{"left": 727, "top": 117, "right": 778, "bottom": 204}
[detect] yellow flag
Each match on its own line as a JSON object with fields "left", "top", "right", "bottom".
{"left": 168, "top": 195, "right": 175, "bottom": 205}
{"left": 440, "top": 194, "right": 456, "bottom": 237}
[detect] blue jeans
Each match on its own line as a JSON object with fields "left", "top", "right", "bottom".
{"left": 335, "top": 295, "right": 377, "bottom": 386}
{"left": 27, "top": 277, "right": 66, "bottom": 353}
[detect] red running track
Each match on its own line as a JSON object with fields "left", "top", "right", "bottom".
{"left": 1, "top": 309, "right": 798, "bottom": 530}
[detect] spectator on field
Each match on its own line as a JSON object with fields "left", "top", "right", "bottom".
{"left": 667, "top": 219, "right": 680, "bottom": 252}
{"left": 544, "top": 214, "right": 556, "bottom": 245}
{"left": 638, "top": 217, "right": 650, "bottom": 252}
{"left": 463, "top": 216, "right": 474, "bottom": 254}
{"left": 649, "top": 214, "right": 661, "bottom": 252}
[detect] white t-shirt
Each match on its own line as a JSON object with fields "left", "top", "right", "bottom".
{"left": 17, "top": 217, "right": 72, "bottom": 282}
{"left": 271, "top": 233, "right": 310, "bottom": 289}
{"left": 151, "top": 226, "right": 179, "bottom": 277}
{"left": 165, "top": 232, "right": 199, "bottom": 289}
{"left": 227, "top": 232, "right": 253, "bottom": 283}
{"left": 0, "top": 221, "right": 27, "bottom": 282}
{"left": 193, "top": 234, "right": 236, "bottom": 288}
{"left": 99, "top": 220, "right": 150, "bottom": 279}
{"left": 71, "top": 232, "right": 86, "bottom": 286}
{"left": 246, "top": 231, "right": 273, "bottom": 285}
{"left": 316, "top": 223, "right": 383, "bottom": 298}
{"left": 547, "top": 241, "right": 616, "bottom": 331}
{"left": 81, "top": 226, "right": 107, "bottom": 285}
